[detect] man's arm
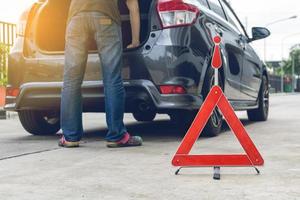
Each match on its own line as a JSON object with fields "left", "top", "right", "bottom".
{"left": 126, "top": 0, "right": 140, "bottom": 48}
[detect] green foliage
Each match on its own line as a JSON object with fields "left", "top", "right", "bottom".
{"left": 0, "top": 43, "right": 9, "bottom": 86}
{"left": 278, "top": 48, "right": 300, "bottom": 76}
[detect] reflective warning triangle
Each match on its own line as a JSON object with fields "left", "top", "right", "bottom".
{"left": 172, "top": 86, "right": 264, "bottom": 167}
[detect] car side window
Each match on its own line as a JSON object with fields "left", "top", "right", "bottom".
{"left": 207, "top": 0, "right": 226, "bottom": 19}
{"left": 220, "top": 1, "right": 245, "bottom": 35}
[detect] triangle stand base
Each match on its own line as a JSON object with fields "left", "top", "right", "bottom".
{"left": 175, "top": 166, "right": 261, "bottom": 180}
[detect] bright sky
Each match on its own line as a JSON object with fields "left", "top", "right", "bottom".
{"left": 229, "top": 0, "right": 300, "bottom": 61}
{"left": 0, "top": 0, "right": 299, "bottom": 61}
{"left": 0, "top": 0, "right": 34, "bottom": 22}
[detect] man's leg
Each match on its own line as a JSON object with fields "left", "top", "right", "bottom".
{"left": 93, "top": 14, "right": 127, "bottom": 142}
{"left": 60, "top": 15, "right": 89, "bottom": 143}
{"left": 92, "top": 13, "right": 142, "bottom": 147}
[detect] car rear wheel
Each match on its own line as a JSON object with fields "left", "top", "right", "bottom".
{"left": 247, "top": 75, "right": 269, "bottom": 121}
{"left": 133, "top": 111, "right": 156, "bottom": 122}
{"left": 18, "top": 110, "right": 60, "bottom": 135}
{"left": 169, "top": 111, "right": 195, "bottom": 127}
{"left": 169, "top": 67, "right": 223, "bottom": 137}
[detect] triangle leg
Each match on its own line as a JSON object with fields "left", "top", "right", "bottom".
{"left": 175, "top": 86, "right": 223, "bottom": 155}
{"left": 217, "top": 94, "right": 264, "bottom": 166}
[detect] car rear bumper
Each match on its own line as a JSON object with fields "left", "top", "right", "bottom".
{"left": 5, "top": 80, "right": 203, "bottom": 113}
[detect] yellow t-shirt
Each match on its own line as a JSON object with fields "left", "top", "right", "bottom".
{"left": 68, "top": 0, "right": 121, "bottom": 24}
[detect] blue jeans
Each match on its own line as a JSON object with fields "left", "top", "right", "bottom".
{"left": 61, "top": 12, "right": 127, "bottom": 142}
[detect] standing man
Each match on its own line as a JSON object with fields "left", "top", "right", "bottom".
{"left": 59, "top": 0, "right": 142, "bottom": 148}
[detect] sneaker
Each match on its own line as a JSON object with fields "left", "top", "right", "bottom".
{"left": 107, "top": 133, "right": 143, "bottom": 148}
{"left": 58, "top": 136, "right": 80, "bottom": 148}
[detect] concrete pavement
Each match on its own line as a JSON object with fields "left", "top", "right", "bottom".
{"left": 0, "top": 94, "right": 299, "bottom": 200}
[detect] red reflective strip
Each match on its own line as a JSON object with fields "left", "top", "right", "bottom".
{"left": 173, "top": 86, "right": 186, "bottom": 94}
{"left": 173, "top": 155, "right": 252, "bottom": 167}
{"left": 160, "top": 85, "right": 186, "bottom": 94}
{"left": 160, "top": 86, "right": 173, "bottom": 94}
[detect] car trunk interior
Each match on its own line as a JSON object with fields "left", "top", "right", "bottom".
{"left": 35, "top": 0, "right": 154, "bottom": 52}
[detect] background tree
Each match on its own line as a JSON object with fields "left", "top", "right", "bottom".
{"left": 278, "top": 48, "right": 300, "bottom": 77}
{"left": 0, "top": 43, "right": 9, "bottom": 86}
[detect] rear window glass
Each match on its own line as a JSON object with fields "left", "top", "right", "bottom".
{"left": 207, "top": 0, "right": 226, "bottom": 19}
{"left": 219, "top": 0, "right": 245, "bottom": 35}
{"left": 199, "top": 0, "right": 210, "bottom": 8}
{"left": 183, "top": 0, "right": 209, "bottom": 9}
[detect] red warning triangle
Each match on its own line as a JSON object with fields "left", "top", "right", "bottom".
{"left": 172, "top": 86, "right": 264, "bottom": 167}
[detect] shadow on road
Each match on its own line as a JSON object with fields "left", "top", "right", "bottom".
{"left": 0, "top": 117, "right": 260, "bottom": 161}
{"left": 8, "top": 118, "right": 257, "bottom": 143}
{"left": 82, "top": 118, "right": 257, "bottom": 142}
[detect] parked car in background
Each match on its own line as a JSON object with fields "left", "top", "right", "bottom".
{"left": 5, "top": 0, "right": 270, "bottom": 137}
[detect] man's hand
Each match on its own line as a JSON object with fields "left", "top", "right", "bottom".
{"left": 127, "top": 41, "right": 140, "bottom": 49}
{"left": 126, "top": 0, "right": 140, "bottom": 48}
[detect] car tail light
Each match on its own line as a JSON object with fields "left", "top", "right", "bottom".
{"left": 6, "top": 87, "right": 20, "bottom": 97}
{"left": 160, "top": 85, "right": 186, "bottom": 94}
{"left": 157, "top": 0, "right": 200, "bottom": 28}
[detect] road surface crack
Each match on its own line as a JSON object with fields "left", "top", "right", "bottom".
{"left": 0, "top": 148, "right": 60, "bottom": 161}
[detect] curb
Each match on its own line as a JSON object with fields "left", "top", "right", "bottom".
{"left": 270, "top": 92, "right": 300, "bottom": 96}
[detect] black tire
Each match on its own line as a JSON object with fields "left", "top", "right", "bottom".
{"left": 169, "top": 111, "right": 195, "bottom": 127}
{"left": 201, "top": 67, "right": 224, "bottom": 137}
{"left": 247, "top": 75, "right": 269, "bottom": 121}
{"left": 169, "top": 67, "right": 223, "bottom": 137}
{"left": 133, "top": 111, "right": 156, "bottom": 122}
{"left": 18, "top": 110, "right": 60, "bottom": 135}
{"left": 169, "top": 110, "right": 198, "bottom": 137}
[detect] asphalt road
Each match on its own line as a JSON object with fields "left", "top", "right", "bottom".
{"left": 0, "top": 94, "right": 299, "bottom": 200}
